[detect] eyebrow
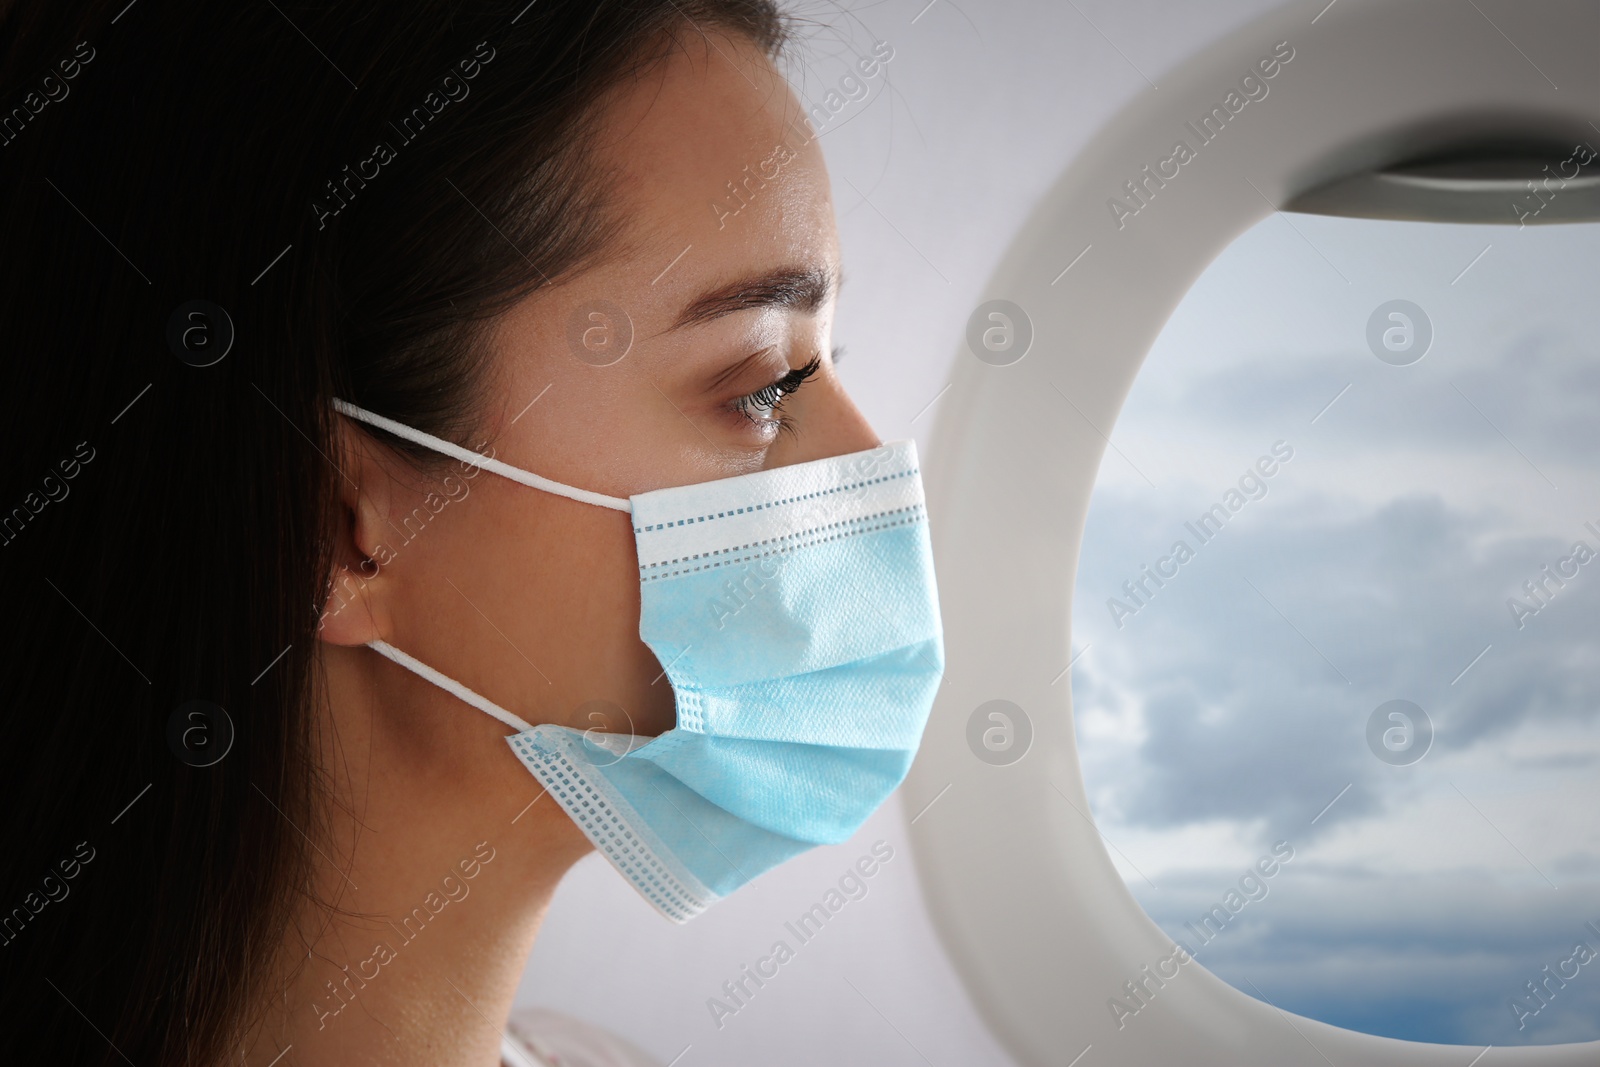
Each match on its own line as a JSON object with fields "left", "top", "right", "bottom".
{"left": 667, "top": 263, "right": 841, "bottom": 332}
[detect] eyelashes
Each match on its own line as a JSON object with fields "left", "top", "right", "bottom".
{"left": 730, "top": 348, "right": 837, "bottom": 434}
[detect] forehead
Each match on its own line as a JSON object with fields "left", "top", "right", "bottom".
{"left": 583, "top": 26, "right": 839, "bottom": 312}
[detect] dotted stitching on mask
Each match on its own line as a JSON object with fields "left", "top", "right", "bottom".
{"left": 672, "top": 687, "right": 704, "bottom": 732}
{"left": 632, "top": 465, "right": 918, "bottom": 534}
{"left": 509, "top": 734, "right": 710, "bottom": 923}
{"left": 630, "top": 508, "right": 921, "bottom": 585}
{"left": 633, "top": 505, "right": 921, "bottom": 579}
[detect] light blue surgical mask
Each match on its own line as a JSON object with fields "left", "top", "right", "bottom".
{"left": 331, "top": 399, "right": 945, "bottom": 922}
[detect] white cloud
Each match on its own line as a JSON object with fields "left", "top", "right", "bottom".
{"left": 1070, "top": 211, "right": 1600, "bottom": 1047}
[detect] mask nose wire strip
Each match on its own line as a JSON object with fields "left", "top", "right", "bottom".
{"left": 331, "top": 398, "right": 634, "bottom": 514}
{"left": 367, "top": 638, "right": 537, "bottom": 735}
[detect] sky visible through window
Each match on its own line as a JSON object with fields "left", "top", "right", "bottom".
{"left": 1070, "top": 210, "right": 1600, "bottom": 1046}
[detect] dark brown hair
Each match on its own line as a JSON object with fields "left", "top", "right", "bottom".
{"left": 0, "top": 1, "right": 790, "bottom": 1062}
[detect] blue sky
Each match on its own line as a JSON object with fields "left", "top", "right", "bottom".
{"left": 1070, "top": 210, "right": 1600, "bottom": 1047}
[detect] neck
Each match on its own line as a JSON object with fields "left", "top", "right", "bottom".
{"left": 238, "top": 642, "right": 592, "bottom": 1066}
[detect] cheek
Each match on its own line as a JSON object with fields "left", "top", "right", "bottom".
{"left": 533, "top": 512, "right": 678, "bottom": 737}
{"left": 409, "top": 489, "right": 674, "bottom": 736}
{"left": 544, "top": 519, "right": 677, "bottom": 737}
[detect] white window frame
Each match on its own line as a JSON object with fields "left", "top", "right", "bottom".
{"left": 903, "top": 0, "right": 1600, "bottom": 1063}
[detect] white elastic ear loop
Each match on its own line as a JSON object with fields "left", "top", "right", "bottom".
{"left": 331, "top": 398, "right": 633, "bottom": 514}
{"left": 367, "top": 638, "right": 536, "bottom": 734}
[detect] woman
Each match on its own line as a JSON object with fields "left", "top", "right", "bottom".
{"left": 0, "top": 1, "right": 943, "bottom": 1065}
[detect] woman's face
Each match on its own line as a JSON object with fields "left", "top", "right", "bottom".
{"left": 325, "top": 29, "right": 876, "bottom": 769}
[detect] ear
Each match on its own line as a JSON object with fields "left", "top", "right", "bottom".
{"left": 317, "top": 420, "right": 399, "bottom": 647}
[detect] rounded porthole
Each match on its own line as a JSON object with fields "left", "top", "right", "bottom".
{"left": 1070, "top": 199, "right": 1600, "bottom": 1047}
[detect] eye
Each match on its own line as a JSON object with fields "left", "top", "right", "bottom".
{"left": 729, "top": 351, "right": 828, "bottom": 433}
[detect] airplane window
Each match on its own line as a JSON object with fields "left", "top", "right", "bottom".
{"left": 1069, "top": 206, "right": 1600, "bottom": 1046}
